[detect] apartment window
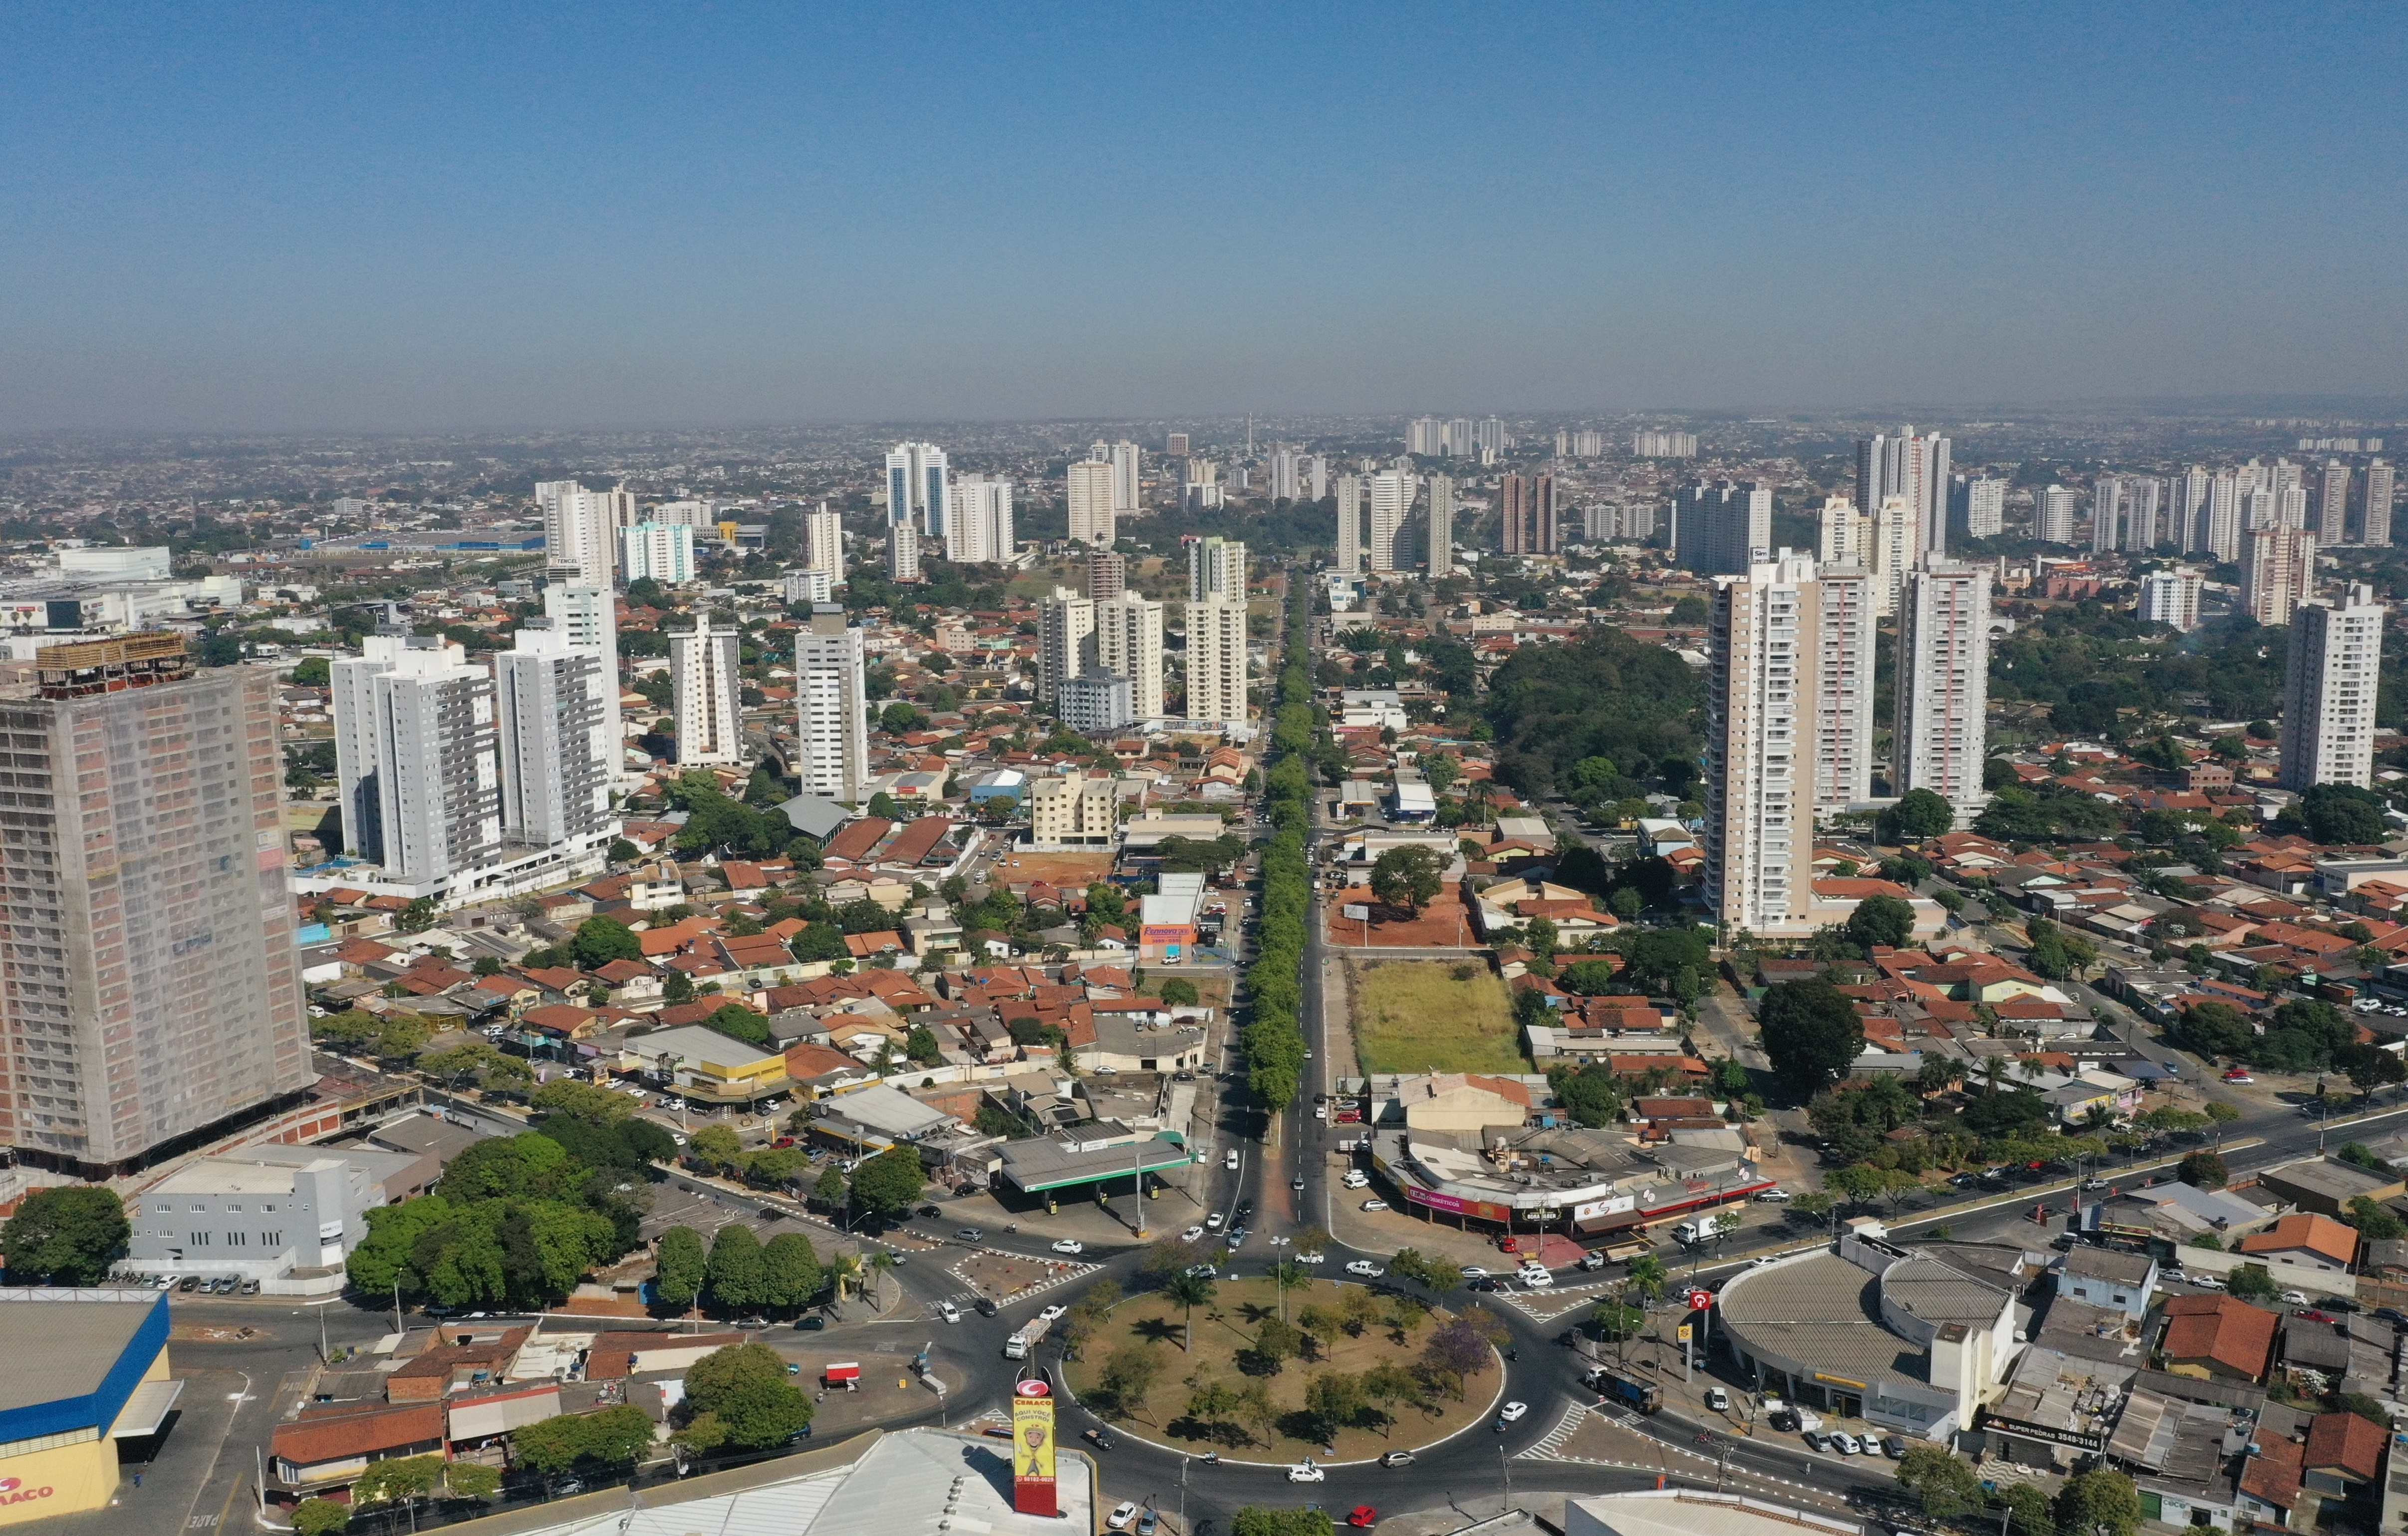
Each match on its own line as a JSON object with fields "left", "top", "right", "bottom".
{"left": 227, "top": 1232, "right": 248, "bottom": 1247}
{"left": 264, "top": 1232, "right": 282, "bottom": 1248}
{"left": 261, "top": 1203, "right": 276, "bottom": 1213}
{"left": 190, "top": 1204, "right": 206, "bottom": 1212}
{"left": 226, "top": 1204, "right": 242, "bottom": 1213}
{"left": 189, "top": 1233, "right": 211, "bottom": 1247}
{"left": 152, "top": 1204, "right": 169, "bottom": 1215}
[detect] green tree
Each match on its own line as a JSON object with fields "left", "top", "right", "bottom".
{"left": 1303, "top": 1370, "right": 1369, "bottom": 1440}
{"left": 654, "top": 1226, "right": 707, "bottom": 1309}
{"left": 707, "top": 1224, "right": 767, "bottom": 1310}
{"left": 680, "top": 1342, "right": 814, "bottom": 1449}
{"left": 1897, "top": 1444, "right": 1983, "bottom": 1518}
{"left": 446, "top": 1462, "right": 503, "bottom": 1502}
{"left": 1158, "top": 977, "right": 1200, "bottom": 1007}
{"left": 530, "top": 1078, "right": 634, "bottom": 1125}
{"left": 1844, "top": 893, "right": 1916, "bottom": 951}
{"left": 0, "top": 1186, "right": 130, "bottom": 1284}
{"left": 1369, "top": 845, "right": 1444, "bottom": 913}
{"left": 760, "top": 1232, "right": 824, "bottom": 1309}
{"left": 2226, "top": 1262, "right": 2276, "bottom": 1300}
{"left": 1756, "top": 978, "right": 1867, "bottom": 1099}
{"left": 847, "top": 1144, "right": 926, "bottom": 1220}
{"left": 1232, "top": 1507, "right": 1336, "bottom": 1536}
{"left": 1994, "top": 1483, "right": 2056, "bottom": 1536}
{"left": 570, "top": 916, "right": 644, "bottom": 968}
{"left": 2055, "top": 1469, "right": 2143, "bottom": 1536}
{"left": 688, "top": 1124, "right": 745, "bottom": 1172}
{"left": 2178, "top": 1150, "right": 2227, "bottom": 1189}
{"left": 811, "top": 1163, "right": 848, "bottom": 1210}
{"left": 352, "top": 1453, "right": 445, "bottom": 1515}
{"left": 1162, "top": 1269, "right": 1216, "bottom": 1351}
{"left": 291, "top": 1498, "right": 351, "bottom": 1536}
{"left": 396, "top": 897, "right": 439, "bottom": 935}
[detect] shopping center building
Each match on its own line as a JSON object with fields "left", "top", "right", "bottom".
{"left": 0, "top": 1290, "right": 180, "bottom": 1526}
{"left": 1364, "top": 1122, "right": 1774, "bottom": 1240}
{"left": 1713, "top": 1220, "right": 2021, "bottom": 1441}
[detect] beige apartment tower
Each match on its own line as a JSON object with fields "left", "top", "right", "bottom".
{"left": 1892, "top": 563, "right": 1993, "bottom": 821}
{"left": 0, "top": 636, "right": 313, "bottom": 1169}
{"left": 1184, "top": 599, "right": 1250, "bottom": 726}
{"left": 2280, "top": 584, "right": 2384, "bottom": 792}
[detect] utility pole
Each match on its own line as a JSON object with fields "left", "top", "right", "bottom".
{"left": 1501, "top": 1445, "right": 1512, "bottom": 1517}
{"left": 392, "top": 1281, "right": 402, "bottom": 1335}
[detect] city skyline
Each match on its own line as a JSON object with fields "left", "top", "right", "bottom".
{"left": 5, "top": 6, "right": 2408, "bottom": 431}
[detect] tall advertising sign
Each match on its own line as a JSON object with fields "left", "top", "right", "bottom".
{"left": 1012, "top": 1378, "right": 1057, "bottom": 1516}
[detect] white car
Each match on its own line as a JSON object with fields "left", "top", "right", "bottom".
{"left": 1288, "top": 1461, "right": 1326, "bottom": 1484}
{"left": 1181, "top": 1226, "right": 1207, "bottom": 1243}
{"left": 1314, "top": 1106, "right": 1328, "bottom": 1119}
{"left": 1498, "top": 1401, "right": 1529, "bottom": 1423}
{"left": 938, "top": 1301, "right": 961, "bottom": 1324}
{"left": 1517, "top": 1267, "right": 1554, "bottom": 1288}
{"left": 1832, "top": 1432, "right": 1862, "bottom": 1455}
{"left": 1051, "top": 1240, "right": 1084, "bottom": 1255}
{"left": 1359, "top": 1199, "right": 1389, "bottom": 1212}
{"left": 1225, "top": 1149, "right": 1240, "bottom": 1170}
{"left": 1108, "top": 1501, "right": 1140, "bottom": 1530}
{"left": 2281, "top": 1290, "right": 2312, "bottom": 1305}
{"left": 1341, "top": 1172, "right": 1369, "bottom": 1189}
{"left": 1038, "top": 1304, "right": 1067, "bottom": 1323}
{"left": 1345, "top": 1260, "right": 1384, "bottom": 1277}
{"left": 1297, "top": 1251, "right": 1326, "bottom": 1265}
{"left": 1205, "top": 1212, "right": 1226, "bottom": 1230}
{"left": 1461, "top": 1266, "right": 1491, "bottom": 1280}
{"left": 1705, "top": 1388, "right": 1729, "bottom": 1411}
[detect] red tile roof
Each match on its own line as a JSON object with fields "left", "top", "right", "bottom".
{"left": 2159, "top": 1293, "right": 2278, "bottom": 1380}
{"left": 2304, "top": 1411, "right": 2387, "bottom": 1481}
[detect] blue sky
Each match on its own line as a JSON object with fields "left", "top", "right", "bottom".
{"left": 3, "top": 2, "right": 2404, "bottom": 430}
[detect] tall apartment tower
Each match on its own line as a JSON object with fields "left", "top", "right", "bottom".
{"left": 1702, "top": 555, "right": 1824, "bottom": 938}
{"left": 1498, "top": 474, "right": 1529, "bottom": 556}
{"left": 2034, "top": 486, "right": 2080, "bottom": 545}
{"left": 538, "top": 480, "right": 636, "bottom": 586}
{"left": 2123, "top": 478, "right": 2162, "bottom": 549}
{"left": 1871, "top": 495, "right": 1915, "bottom": 616}
{"left": 802, "top": 502, "right": 845, "bottom": 584}
{"left": 1817, "top": 497, "right": 1871, "bottom": 566}
{"left": 2203, "top": 470, "right": 2244, "bottom": 560}
{"left": 1039, "top": 587, "right": 1096, "bottom": 704}
{"left": 1165, "top": 432, "right": 1190, "bottom": 457}
{"left": 1336, "top": 476, "right": 1364, "bottom": 572}
{"left": 2242, "top": 526, "right": 2315, "bottom": 628}
{"left": 1963, "top": 476, "right": 2006, "bottom": 539}
{"left": 2173, "top": 467, "right": 2212, "bottom": 553}
{"left": 1094, "top": 593, "right": 1166, "bottom": 719}
{"left": 1812, "top": 565, "right": 1879, "bottom": 809}
{"left": 2280, "top": 583, "right": 2385, "bottom": 792}
{"left": 331, "top": 633, "right": 503, "bottom": 880}
{"left": 944, "top": 474, "right": 1014, "bottom": 564}
{"left": 1188, "top": 537, "right": 1245, "bottom": 604}
{"left": 618, "top": 522, "right": 696, "bottom": 584}
{"left": 1108, "top": 442, "right": 1142, "bottom": 516}
{"left": 1086, "top": 550, "right": 1127, "bottom": 602}
{"left": 1892, "top": 564, "right": 1993, "bottom": 821}
{"left": 2092, "top": 479, "right": 2122, "bottom": 553}
{"left": 794, "top": 604, "right": 869, "bottom": 802}
{"left": 886, "top": 519, "right": 921, "bottom": 583}
{"left": 1427, "top": 475, "right": 1456, "bottom": 576}
{"left": 1184, "top": 600, "right": 1249, "bottom": 726}
{"left": 542, "top": 582, "right": 619, "bottom": 662}
{"left": 670, "top": 618, "right": 745, "bottom": 767}
{"left": 1407, "top": 417, "right": 1442, "bottom": 456}
{"left": 1498, "top": 472, "right": 1559, "bottom": 554}
{"left": 885, "top": 443, "right": 949, "bottom": 536}
{"left": 2317, "top": 460, "right": 2353, "bottom": 545}
{"left": 1309, "top": 455, "right": 1329, "bottom": 502}
{"left": 1673, "top": 480, "right": 1770, "bottom": 577}
{"left": 494, "top": 620, "right": 614, "bottom": 850}
{"left": 1368, "top": 471, "right": 1417, "bottom": 572}
{"left": 1067, "top": 458, "right": 1116, "bottom": 546}
{"left": 2138, "top": 568, "right": 2205, "bottom": 632}
{"left": 0, "top": 636, "right": 313, "bottom": 1169}
{"left": 1855, "top": 428, "right": 1950, "bottom": 558}
{"left": 1269, "top": 447, "right": 1302, "bottom": 502}
{"left": 2361, "top": 460, "right": 2396, "bottom": 546}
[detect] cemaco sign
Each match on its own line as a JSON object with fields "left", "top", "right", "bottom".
{"left": 0, "top": 1478, "right": 54, "bottom": 1507}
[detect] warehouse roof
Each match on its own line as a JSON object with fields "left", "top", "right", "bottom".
{"left": 0, "top": 1294, "right": 163, "bottom": 1417}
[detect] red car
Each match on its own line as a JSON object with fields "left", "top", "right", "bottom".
{"left": 2296, "top": 1308, "right": 2337, "bottom": 1323}
{"left": 1347, "top": 1509, "right": 1378, "bottom": 1529}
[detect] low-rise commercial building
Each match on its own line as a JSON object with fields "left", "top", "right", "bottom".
{"left": 0, "top": 1291, "right": 179, "bottom": 1527}
{"left": 128, "top": 1147, "right": 413, "bottom": 1284}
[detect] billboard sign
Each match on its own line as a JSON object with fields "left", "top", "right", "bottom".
{"left": 1012, "top": 1379, "right": 1056, "bottom": 1516}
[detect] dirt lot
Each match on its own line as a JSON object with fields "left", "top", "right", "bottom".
{"left": 1326, "top": 887, "right": 1480, "bottom": 950}
{"left": 1348, "top": 958, "right": 1524, "bottom": 1075}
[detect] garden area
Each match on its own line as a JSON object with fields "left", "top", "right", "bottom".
{"left": 1349, "top": 960, "right": 1522, "bottom": 1076}
{"left": 1061, "top": 1275, "right": 1503, "bottom": 1462}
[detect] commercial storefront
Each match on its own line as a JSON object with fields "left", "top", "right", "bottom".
{"left": 0, "top": 1290, "right": 180, "bottom": 1526}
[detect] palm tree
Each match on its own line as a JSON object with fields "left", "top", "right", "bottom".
{"left": 1626, "top": 1254, "right": 1668, "bottom": 1304}
{"left": 1982, "top": 1057, "right": 2007, "bottom": 1095}
{"left": 1162, "top": 1270, "right": 1215, "bottom": 1351}
{"left": 827, "top": 1251, "right": 864, "bottom": 1300}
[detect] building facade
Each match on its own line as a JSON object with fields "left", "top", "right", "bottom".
{"left": 2241, "top": 526, "right": 2315, "bottom": 628}
{"left": 1038, "top": 587, "right": 1095, "bottom": 705}
{"left": 1093, "top": 593, "right": 1165, "bottom": 720}
{"left": 885, "top": 442, "right": 949, "bottom": 536}
{"left": 331, "top": 634, "right": 502, "bottom": 881}
{"left": 1368, "top": 470, "right": 1417, "bottom": 571}
{"left": 1027, "top": 771, "right": 1118, "bottom": 850}
{"left": 1856, "top": 428, "right": 1951, "bottom": 558}
{"left": 1705, "top": 555, "right": 1820, "bottom": 937}
{"left": 1187, "top": 537, "right": 1245, "bottom": 603}
{"left": 494, "top": 621, "right": 615, "bottom": 851}
{"left": 943, "top": 474, "right": 1014, "bottom": 564}
{"left": 617, "top": 522, "right": 696, "bottom": 584}
{"left": 794, "top": 604, "right": 869, "bottom": 802}
{"left": 1184, "top": 599, "right": 1249, "bottom": 726}
{"left": 1067, "top": 459, "right": 1115, "bottom": 546}
{"left": 2279, "top": 584, "right": 2384, "bottom": 792}
{"left": 0, "top": 637, "right": 313, "bottom": 1167}
{"left": 1892, "top": 563, "right": 1994, "bottom": 822}
{"left": 1427, "top": 474, "right": 1456, "bottom": 575}
{"left": 2138, "top": 568, "right": 2204, "bottom": 632}
{"left": 670, "top": 618, "right": 745, "bottom": 767}
{"left": 1336, "top": 475, "right": 1363, "bottom": 572}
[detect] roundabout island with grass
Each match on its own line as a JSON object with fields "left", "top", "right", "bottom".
{"left": 1061, "top": 1275, "right": 1507, "bottom": 1464}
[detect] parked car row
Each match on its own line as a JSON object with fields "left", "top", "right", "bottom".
{"left": 116, "top": 1273, "right": 259, "bottom": 1295}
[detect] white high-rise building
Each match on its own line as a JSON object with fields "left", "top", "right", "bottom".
{"left": 1963, "top": 476, "right": 2006, "bottom": 539}
{"left": 1094, "top": 592, "right": 1166, "bottom": 720}
{"left": 650, "top": 499, "right": 722, "bottom": 529}
{"left": 1812, "top": 565, "right": 1878, "bottom": 810}
{"left": 331, "top": 635, "right": 502, "bottom": 882}
{"left": 1428, "top": 475, "right": 1456, "bottom": 575}
{"left": 2317, "top": 460, "right": 2353, "bottom": 544}
{"left": 2204, "top": 470, "right": 2243, "bottom": 560}
{"left": 1855, "top": 428, "right": 1951, "bottom": 558}
{"left": 887, "top": 518, "right": 921, "bottom": 583}
{"left": 794, "top": 604, "right": 869, "bottom": 803}
{"left": 542, "top": 582, "right": 618, "bottom": 662}
{"left": 2280, "top": 583, "right": 2384, "bottom": 792}
{"left": 1892, "top": 564, "right": 1992, "bottom": 822}
{"left": 1189, "top": 537, "right": 1246, "bottom": 604}
{"left": 1407, "top": 418, "right": 1442, "bottom": 456}
{"left": 802, "top": 502, "right": 845, "bottom": 584}
{"left": 885, "top": 443, "right": 949, "bottom": 536}
{"left": 618, "top": 522, "right": 696, "bottom": 584}
{"left": 2092, "top": 479, "right": 2121, "bottom": 553}
{"left": 1673, "top": 480, "right": 1771, "bottom": 577}
{"left": 670, "top": 618, "right": 745, "bottom": 766}
{"left": 1184, "top": 599, "right": 1250, "bottom": 726}
{"left": 2173, "top": 466, "right": 2212, "bottom": 553}
{"left": 1476, "top": 417, "right": 1507, "bottom": 454}
{"left": 1310, "top": 454, "right": 1329, "bottom": 501}
{"left": 1108, "top": 441, "right": 1141, "bottom": 516}
{"left": 1270, "top": 447, "right": 1302, "bottom": 503}
{"left": 1039, "top": 587, "right": 1096, "bottom": 704}
{"left": 1817, "top": 497, "right": 1871, "bottom": 566}
{"left": 944, "top": 474, "right": 1015, "bottom": 564}
{"left": 1068, "top": 458, "right": 1116, "bottom": 546}
{"left": 2361, "top": 460, "right": 2396, "bottom": 546}
{"left": 2123, "top": 477, "right": 2162, "bottom": 549}
{"left": 782, "top": 568, "right": 833, "bottom": 605}
{"left": 1702, "top": 554, "right": 1819, "bottom": 938}
{"left": 2034, "top": 485, "right": 2080, "bottom": 545}
{"left": 1443, "top": 419, "right": 1476, "bottom": 458}
{"left": 1368, "top": 470, "right": 1417, "bottom": 572}
{"left": 2138, "top": 568, "right": 2204, "bottom": 631}
{"left": 1871, "top": 494, "right": 1915, "bottom": 615}
{"left": 2242, "top": 526, "right": 2315, "bottom": 628}
{"left": 1336, "top": 476, "right": 1363, "bottom": 574}
{"left": 2277, "top": 484, "right": 2310, "bottom": 529}
{"left": 537, "top": 481, "right": 635, "bottom": 586}
{"left": 494, "top": 620, "right": 615, "bottom": 851}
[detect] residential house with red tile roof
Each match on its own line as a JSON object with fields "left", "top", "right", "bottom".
{"left": 2157, "top": 1293, "right": 2279, "bottom": 1382}
{"left": 2301, "top": 1410, "right": 2387, "bottom": 1497}
{"left": 2238, "top": 1213, "right": 2361, "bottom": 1273}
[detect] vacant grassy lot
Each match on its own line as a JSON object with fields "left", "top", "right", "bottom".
{"left": 1348, "top": 959, "right": 1524, "bottom": 1076}
{"left": 1062, "top": 1276, "right": 1497, "bottom": 1461}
